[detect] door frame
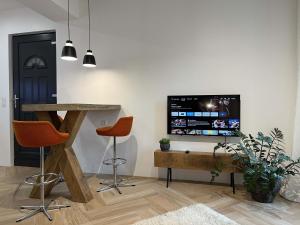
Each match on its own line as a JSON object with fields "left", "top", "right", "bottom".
{"left": 10, "top": 30, "right": 57, "bottom": 167}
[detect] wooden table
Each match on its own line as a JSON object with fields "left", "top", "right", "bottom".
{"left": 154, "top": 150, "right": 239, "bottom": 193}
{"left": 22, "top": 104, "right": 121, "bottom": 203}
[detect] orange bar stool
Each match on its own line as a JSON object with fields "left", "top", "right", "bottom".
{"left": 96, "top": 116, "right": 135, "bottom": 194}
{"left": 13, "top": 121, "right": 70, "bottom": 222}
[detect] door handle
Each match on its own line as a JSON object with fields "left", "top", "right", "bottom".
{"left": 13, "top": 94, "right": 20, "bottom": 109}
{"left": 51, "top": 93, "right": 57, "bottom": 98}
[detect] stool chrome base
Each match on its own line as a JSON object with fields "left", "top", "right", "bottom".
{"left": 17, "top": 200, "right": 70, "bottom": 222}
{"left": 97, "top": 137, "right": 135, "bottom": 194}
{"left": 16, "top": 147, "right": 71, "bottom": 222}
{"left": 97, "top": 182, "right": 135, "bottom": 194}
{"left": 99, "top": 176, "right": 125, "bottom": 185}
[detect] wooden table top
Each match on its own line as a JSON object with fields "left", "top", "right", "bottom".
{"left": 22, "top": 103, "right": 121, "bottom": 112}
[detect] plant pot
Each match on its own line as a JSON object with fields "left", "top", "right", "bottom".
{"left": 160, "top": 143, "right": 170, "bottom": 151}
{"left": 250, "top": 177, "right": 282, "bottom": 203}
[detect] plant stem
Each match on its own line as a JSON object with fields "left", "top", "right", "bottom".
{"left": 266, "top": 138, "right": 275, "bottom": 162}
{"left": 259, "top": 140, "right": 264, "bottom": 160}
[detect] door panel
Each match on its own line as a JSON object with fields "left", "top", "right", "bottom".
{"left": 13, "top": 32, "right": 57, "bottom": 167}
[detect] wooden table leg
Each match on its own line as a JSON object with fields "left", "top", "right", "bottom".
{"left": 59, "top": 146, "right": 92, "bottom": 202}
{"left": 30, "top": 110, "right": 93, "bottom": 203}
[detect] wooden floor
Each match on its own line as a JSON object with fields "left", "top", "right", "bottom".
{"left": 0, "top": 166, "right": 299, "bottom": 225}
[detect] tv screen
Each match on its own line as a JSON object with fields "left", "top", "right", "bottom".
{"left": 167, "top": 95, "right": 240, "bottom": 137}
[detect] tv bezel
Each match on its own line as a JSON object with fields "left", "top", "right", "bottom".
{"left": 167, "top": 95, "right": 241, "bottom": 137}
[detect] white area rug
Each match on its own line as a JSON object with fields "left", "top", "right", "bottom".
{"left": 133, "top": 204, "right": 239, "bottom": 225}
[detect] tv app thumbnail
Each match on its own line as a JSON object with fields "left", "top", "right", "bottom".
{"left": 202, "top": 112, "right": 210, "bottom": 117}
{"left": 194, "top": 112, "right": 202, "bottom": 117}
{"left": 187, "top": 112, "right": 194, "bottom": 117}
{"left": 171, "top": 111, "right": 179, "bottom": 117}
{"left": 228, "top": 119, "right": 240, "bottom": 129}
{"left": 210, "top": 112, "right": 218, "bottom": 117}
{"left": 219, "top": 130, "right": 234, "bottom": 136}
{"left": 219, "top": 112, "right": 227, "bottom": 117}
{"left": 179, "top": 112, "right": 186, "bottom": 116}
{"left": 185, "top": 129, "right": 196, "bottom": 135}
{"left": 202, "top": 130, "right": 218, "bottom": 136}
{"left": 171, "top": 129, "right": 184, "bottom": 135}
{"left": 171, "top": 119, "right": 186, "bottom": 128}
{"left": 184, "top": 129, "right": 202, "bottom": 135}
{"left": 212, "top": 119, "right": 228, "bottom": 129}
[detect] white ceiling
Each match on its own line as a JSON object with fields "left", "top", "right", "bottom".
{"left": 0, "top": 0, "right": 81, "bottom": 21}
{"left": 0, "top": 0, "right": 23, "bottom": 12}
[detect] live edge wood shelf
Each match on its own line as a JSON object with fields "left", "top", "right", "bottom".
{"left": 154, "top": 150, "right": 239, "bottom": 193}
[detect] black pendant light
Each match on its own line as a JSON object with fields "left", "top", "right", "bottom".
{"left": 61, "top": 0, "right": 77, "bottom": 61}
{"left": 83, "top": 0, "right": 96, "bottom": 68}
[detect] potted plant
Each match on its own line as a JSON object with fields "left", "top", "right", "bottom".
{"left": 159, "top": 138, "right": 170, "bottom": 151}
{"left": 213, "top": 128, "right": 300, "bottom": 203}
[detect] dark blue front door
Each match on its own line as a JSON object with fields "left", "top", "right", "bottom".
{"left": 13, "top": 31, "right": 57, "bottom": 167}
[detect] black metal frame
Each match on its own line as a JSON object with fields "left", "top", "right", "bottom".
{"left": 230, "top": 172, "right": 236, "bottom": 194}
{"left": 166, "top": 168, "right": 236, "bottom": 194}
{"left": 167, "top": 95, "right": 241, "bottom": 137}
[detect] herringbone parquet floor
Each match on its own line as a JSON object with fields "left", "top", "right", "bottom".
{"left": 0, "top": 166, "right": 299, "bottom": 225}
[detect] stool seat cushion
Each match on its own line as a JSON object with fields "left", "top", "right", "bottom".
{"left": 96, "top": 116, "right": 133, "bottom": 137}
{"left": 96, "top": 126, "right": 113, "bottom": 135}
{"left": 13, "top": 120, "right": 69, "bottom": 148}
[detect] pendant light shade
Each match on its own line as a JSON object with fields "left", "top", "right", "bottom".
{"left": 61, "top": 0, "right": 77, "bottom": 61}
{"left": 61, "top": 40, "right": 77, "bottom": 61}
{"left": 83, "top": 50, "right": 96, "bottom": 67}
{"left": 83, "top": 0, "right": 96, "bottom": 67}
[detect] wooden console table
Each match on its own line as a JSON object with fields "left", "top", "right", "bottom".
{"left": 154, "top": 150, "right": 239, "bottom": 193}
{"left": 22, "top": 103, "right": 121, "bottom": 203}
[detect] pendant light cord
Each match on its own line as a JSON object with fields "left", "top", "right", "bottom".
{"left": 68, "top": 0, "right": 70, "bottom": 40}
{"left": 88, "top": 0, "right": 91, "bottom": 50}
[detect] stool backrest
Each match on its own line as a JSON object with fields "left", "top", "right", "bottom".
{"left": 111, "top": 116, "right": 133, "bottom": 137}
{"left": 13, "top": 120, "right": 69, "bottom": 148}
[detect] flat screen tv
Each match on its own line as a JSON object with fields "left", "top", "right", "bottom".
{"left": 167, "top": 95, "right": 240, "bottom": 137}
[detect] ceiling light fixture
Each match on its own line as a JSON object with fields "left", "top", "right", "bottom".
{"left": 61, "top": 0, "right": 77, "bottom": 61}
{"left": 83, "top": 0, "right": 96, "bottom": 68}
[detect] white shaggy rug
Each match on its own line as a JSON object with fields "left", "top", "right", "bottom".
{"left": 133, "top": 204, "right": 239, "bottom": 225}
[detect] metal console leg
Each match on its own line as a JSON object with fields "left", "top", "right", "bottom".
{"left": 230, "top": 172, "right": 236, "bottom": 194}
{"left": 166, "top": 168, "right": 172, "bottom": 188}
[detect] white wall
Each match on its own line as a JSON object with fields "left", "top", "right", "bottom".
{"left": 293, "top": 0, "right": 300, "bottom": 159}
{"left": 0, "top": 0, "right": 298, "bottom": 183}
{"left": 0, "top": 7, "right": 57, "bottom": 166}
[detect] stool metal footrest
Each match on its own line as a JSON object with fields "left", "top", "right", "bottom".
{"left": 103, "top": 157, "right": 127, "bottom": 166}
{"left": 24, "top": 173, "right": 59, "bottom": 186}
{"left": 16, "top": 200, "right": 70, "bottom": 222}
